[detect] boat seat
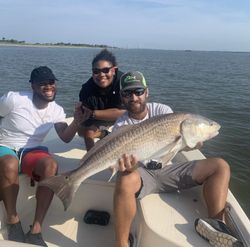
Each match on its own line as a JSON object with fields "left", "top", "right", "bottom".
{"left": 137, "top": 187, "right": 211, "bottom": 247}
{"left": 135, "top": 151, "right": 211, "bottom": 247}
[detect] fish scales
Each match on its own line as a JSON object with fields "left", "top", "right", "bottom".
{"left": 78, "top": 113, "right": 184, "bottom": 176}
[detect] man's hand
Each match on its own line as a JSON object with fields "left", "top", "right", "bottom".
{"left": 183, "top": 142, "right": 203, "bottom": 151}
{"left": 72, "top": 102, "right": 85, "bottom": 127}
{"left": 81, "top": 104, "right": 93, "bottom": 120}
{"left": 118, "top": 154, "right": 138, "bottom": 172}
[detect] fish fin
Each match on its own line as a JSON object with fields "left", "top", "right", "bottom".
{"left": 149, "top": 136, "right": 183, "bottom": 163}
{"left": 108, "top": 166, "right": 118, "bottom": 182}
{"left": 38, "top": 172, "right": 81, "bottom": 211}
{"left": 158, "top": 136, "right": 183, "bottom": 164}
{"left": 181, "top": 119, "right": 197, "bottom": 148}
{"left": 80, "top": 124, "right": 136, "bottom": 164}
{"left": 159, "top": 151, "right": 178, "bottom": 165}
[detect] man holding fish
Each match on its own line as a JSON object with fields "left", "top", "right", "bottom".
{"left": 38, "top": 71, "right": 243, "bottom": 246}
{"left": 113, "top": 71, "right": 242, "bottom": 247}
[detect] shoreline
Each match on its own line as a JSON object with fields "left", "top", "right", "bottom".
{"left": 1, "top": 43, "right": 249, "bottom": 53}
{"left": 0, "top": 43, "right": 117, "bottom": 49}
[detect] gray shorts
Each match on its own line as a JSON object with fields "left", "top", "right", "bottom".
{"left": 136, "top": 161, "right": 199, "bottom": 199}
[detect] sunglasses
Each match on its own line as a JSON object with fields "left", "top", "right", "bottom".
{"left": 92, "top": 67, "right": 113, "bottom": 75}
{"left": 121, "top": 88, "right": 146, "bottom": 98}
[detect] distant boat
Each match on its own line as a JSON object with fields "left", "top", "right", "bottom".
{"left": 184, "top": 49, "right": 192, "bottom": 52}
{"left": 0, "top": 117, "right": 249, "bottom": 246}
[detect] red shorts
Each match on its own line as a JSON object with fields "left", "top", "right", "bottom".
{"left": 21, "top": 150, "right": 51, "bottom": 180}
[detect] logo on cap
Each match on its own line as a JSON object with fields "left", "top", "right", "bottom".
{"left": 124, "top": 75, "right": 141, "bottom": 83}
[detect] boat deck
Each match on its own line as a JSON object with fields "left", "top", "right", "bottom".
{"left": 0, "top": 120, "right": 249, "bottom": 246}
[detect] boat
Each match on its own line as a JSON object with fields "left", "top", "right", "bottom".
{"left": 0, "top": 117, "right": 249, "bottom": 247}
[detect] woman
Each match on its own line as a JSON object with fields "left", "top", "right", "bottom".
{"left": 78, "top": 49, "right": 125, "bottom": 150}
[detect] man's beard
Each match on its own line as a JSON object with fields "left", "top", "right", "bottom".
{"left": 126, "top": 101, "right": 147, "bottom": 115}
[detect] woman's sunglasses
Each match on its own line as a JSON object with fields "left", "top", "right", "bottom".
{"left": 121, "top": 88, "right": 146, "bottom": 98}
{"left": 92, "top": 67, "right": 113, "bottom": 75}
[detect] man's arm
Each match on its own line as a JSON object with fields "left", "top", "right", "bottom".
{"left": 0, "top": 92, "right": 14, "bottom": 117}
{"left": 93, "top": 108, "right": 126, "bottom": 122}
{"left": 81, "top": 104, "right": 125, "bottom": 122}
{"left": 54, "top": 102, "right": 85, "bottom": 143}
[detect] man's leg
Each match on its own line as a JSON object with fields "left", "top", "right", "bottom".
{"left": 114, "top": 171, "right": 141, "bottom": 247}
{"left": 192, "top": 158, "right": 242, "bottom": 246}
{"left": 0, "top": 155, "right": 20, "bottom": 224}
{"left": 0, "top": 154, "right": 25, "bottom": 242}
{"left": 31, "top": 157, "right": 58, "bottom": 234}
{"left": 192, "top": 157, "right": 230, "bottom": 219}
{"left": 21, "top": 150, "right": 57, "bottom": 246}
{"left": 78, "top": 125, "right": 101, "bottom": 151}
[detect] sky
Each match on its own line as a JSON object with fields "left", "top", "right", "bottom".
{"left": 1, "top": 0, "right": 250, "bottom": 52}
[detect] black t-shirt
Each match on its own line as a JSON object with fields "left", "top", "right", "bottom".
{"left": 79, "top": 70, "right": 123, "bottom": 110}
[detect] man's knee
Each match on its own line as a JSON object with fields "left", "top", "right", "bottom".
{"left": 193, "top": 158, "right": 230, "bottom": 183}
{"left": 0, "top": 155, "right": 19, "bottom": 177}
{"left": 36, "top": 157, "right": 58, "bottom": 178}
{"left": 207, "top": 157, "right": 230, "bottom": 175}
{"left": 80, "top": 125, "right": 99, "bottom": 138}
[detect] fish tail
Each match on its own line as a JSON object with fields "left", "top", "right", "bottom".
{"left": 38, "top": 173, "right": 81, "bottom": 211}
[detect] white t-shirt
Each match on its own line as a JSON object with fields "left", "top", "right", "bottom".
{"left": 0, "top": 91, "right": 66, "bottom": 150}
{"left": 113, "top": 102, "right": 173, "bottom": 131}
{"left": 112, "top": 102, "right": 173, "bottom": 166}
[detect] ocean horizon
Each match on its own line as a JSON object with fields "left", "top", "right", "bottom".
{"left": 1, "top": 42, "right": 250, "bottom": 53}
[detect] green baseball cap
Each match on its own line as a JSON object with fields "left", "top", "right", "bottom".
{"left": 120, "top": 71, "right": 147, "bottom": 91}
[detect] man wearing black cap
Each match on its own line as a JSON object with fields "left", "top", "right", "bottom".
{"left": 0, "top": 66, "right": 84, "bottom": 246}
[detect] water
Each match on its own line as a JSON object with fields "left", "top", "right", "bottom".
{"left": 0, "top": 46, "right": 249, "bottom": 217}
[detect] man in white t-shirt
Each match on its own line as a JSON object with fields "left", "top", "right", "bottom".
{"left": 113, "top": 71, "right": 242, "bottom": 247}
{"left": 0, "top": 66, "right": 84, "bottom": 246}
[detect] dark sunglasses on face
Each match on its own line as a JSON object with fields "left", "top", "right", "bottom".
{"left": 92, "top": 67, "right": 113, "bottom": 75}
{"left": 121, "top": 88, "right": 146, "bottom": 98}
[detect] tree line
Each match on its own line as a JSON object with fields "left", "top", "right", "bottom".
{"left": 0, "top": 37, "right": 116, "bottom": 48}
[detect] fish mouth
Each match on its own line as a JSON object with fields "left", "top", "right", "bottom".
{"left": 209, "top": 131, "right": 219, "bottom": 139}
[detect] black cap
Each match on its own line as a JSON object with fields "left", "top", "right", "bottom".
{"left": 29, "top": 66, "right": 58, "bottom": 83}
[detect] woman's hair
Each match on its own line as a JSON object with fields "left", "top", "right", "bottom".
{"left": 92, "top": 49, "right": 117, "bottom": 67}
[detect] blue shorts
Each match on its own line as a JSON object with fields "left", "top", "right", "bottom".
{"left": 0, "top": 145, "right": 50, "bottom": 179}
{"left": 0, "top": 145, "right": 49, "bottom": 159}
{"left": 0, "top": 146, "right": 18, "bottom": 158}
